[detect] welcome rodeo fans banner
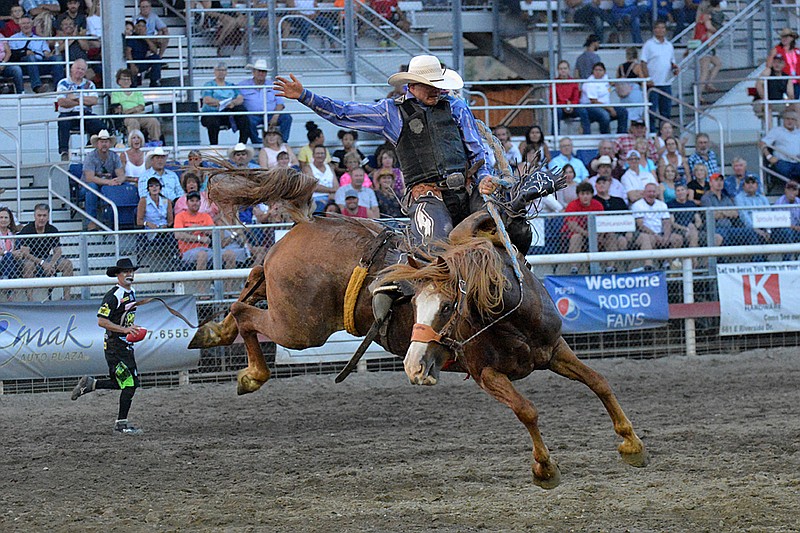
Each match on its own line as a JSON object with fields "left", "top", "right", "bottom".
{"left": 0, "top": 296, "right": 200, "bottom": 380}
{"left": 544, "top": 272, "right": 669, "bottom": 334}
{"left": 718, "top": 262, "right": 800, "bottom": 336}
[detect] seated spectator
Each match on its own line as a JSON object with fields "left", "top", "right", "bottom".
{"left": 339, "top": 152, "right": 373, "bottom": 188}
{"left": 258, "top": 125, "right": 299, "bottom": 169}
{"left": 615, "top": 119, "right": 656, "bottom": 162}
{"left": 22, "top": 0, "right": 59, "bottom": 38}
{"left": 753, "top": 53, "right": 795, "bottom": 120}
{"left": 519, "top": 125, "right": 551, "bottom": 166}
{"left": 570, "top": 0, "right": 614, "bottom": 44}
{"left": 139, "top": 147, "right": 183, "bottom": 200}
{"left": 119, "top": 129, "right": 147, "bottom": 182}
{"left": 687, "top": 164, "right": 710, "bottom": 206}
{"left": 632, "top": 183, "right": 683, "bottom": 269}
{"left": 653, "top": 122, "right": 686, "bottom": 159}
{"left": 137, "top": 0, "right": 168, "bottom": 58}
{"left": 185, "top": 149, "right": 213, "bottom": 190}
{"left": 589, "top": 139, "right": 625, "bottom": 181}
{"left": 82, "top": 129, "right": 126, "bottom": 230}
{"left": 0, "top": 206, "right": 22, "bottom": 288}
{"left": 687, "top": 132, "right": 721, "bottom": 179}
{"left": 1, "top": 5, "right": 23, "bottom": 39}
{"left": 659, "top": 164, "right": 680, "bottom": 204}
{"left": 701, "top": 172, "right": 741, "bottom": 246}
{"left": 615, "top": 47, "right": 645, "bottom": 125}
{"left": 136, "top": 176, "right": 175, "bottom": 272}
{"left": 610, "top": 0, "right": 645, "bottom": 44}
{"left": 201, "top": 62, "right": 249, "bottom": 145}
{"left": 621, "top": 150, "right": 657, "bottom": 203}
{"left": 0, "top": 32, "right": 24, "bottom": 94}
{"left": 657, "top": 136, "right": 691, "bottom": 183}
{"left": 238, "top": 59, "right": 292, "bottom": 144}
{"left": 173, "top": 171, "right": 218, "bottom": 218}
{"left": 592, "top": 174, "right": 630, "bottom": 270}
{"left": 556, "top": 164, "right": 578, "bottom": 208}
{"left": 633, "top": 138, "right": 657, "bottom": 174}
{"left": 110, "top": 68, "right": 162, "bottom": 142}
{"left": 331, "top": 129, "right": 370, "bottom": 178}
{"left": 373, "top": 168, "right": 403, "bottom": 219}
{"left": 588, "top": 155, "right": 627, "bottom": 201}
{"left": 341, "top": 191, "right": 368, "bottom": 218}
{"left": 724, "top": 157, "right": 760, "bottom": 198}
{"left": 696, "top": 0, "right": 724, "bottom": 105}
{"left": 125, "top": 17, "right": 162, "bottom": 88}
{"left": 772, "top": 181, "right": 800, "bottom": 259}
{"left": 766, "top": 28, "right": 800, "bottom": 88}
{"left": 734, "top": 175, "right": 771, "bottom": 259}
{"left": 759, "top": 109, "right": 800, "bottom": 182}
{"left": 228, "top": 142, "right": 259, "bottom": 169}
{"left": 335, "top": 166, "right": 378, "bottom": 218}
{"left": 562, "top": 181, "right": 604, "bottom": 274}
{"left": 55, "top": 0, "right": 86, "bottom": 33}
{"left": 309, "top": 144, "right": 339, "bottom": 213}
{"left": 551, "top": 60, "right": 589, "bottom": 136}
{"left": 370, "top": 0, "right": 410, "bottom": 33}
{"left": 370, "top": 146, "right": 404, "bottom": 196}
{"left": 324, "top": 200, "right": 341, "bottom": 215}
{"left": 298, "top": 121, "right": 331, "bottom": 173}
{"left": 55, "top": 58, "right": 103, "bottom": 160}
{"left": 17, "top": 203, "right": 74, "bottom": 300}
{"left": 549, "top": 137, "right": 589, "bottom": 182}
{"left": 55, "top": 15, "right": 89, "bottom": 65}
{"left": 579, "top": 62, "right": 628, "bottom": 134}
{"left": 274, "top": 150, "right": 291, "bottom": 169}
{"left": 667, "top": 183, "right": 701, "bottom": 248}
{"left": 218, "top": 216, "right": 250, "bottom": 292}
{"left": 10, "top": 14, "right": 65, "bottom": 94}
{"left": 173, "top": 191, "right": 214, "bottom": 282}
{"left": 492, "top": 125, "right": 521, "bottom": 170}
{"left": 574, "top": 34, "right": 601, "bottom": 79}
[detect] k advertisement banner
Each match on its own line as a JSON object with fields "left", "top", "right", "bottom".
{"left": 0, "top": 295, "right": 200, "bottom": 380}
{"left": 544, "top": 271, "right": 669, "bottom": 334}
{"left": 717, "top": 262, "right": 800, "bottom": 336}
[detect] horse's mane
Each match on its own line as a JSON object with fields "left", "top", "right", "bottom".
{"left": 206, "top": 158, "right": 317, "bottom": 223}
{"left": 381, "top": 238, "right": 507, "bottom": 320}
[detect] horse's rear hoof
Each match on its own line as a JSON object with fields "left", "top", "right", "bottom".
{"left": 620, "top": 448, "right": 649, "bottom": 468}
{"left": 532, "top": 461, "right": 561, "bottom": 490}
{"left": 189, "top": 323, "right": 223, "bottom": 349}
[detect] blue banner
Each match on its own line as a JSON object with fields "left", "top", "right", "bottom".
{"left": 544, "top": 271, "right": 669, "bottom": 334}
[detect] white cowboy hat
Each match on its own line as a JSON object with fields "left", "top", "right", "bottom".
{"left": 90, "top": 129, "right": 115, "bottom": 146}
{"left": 227, "top": 142, "right": 255, "bottom": 161}
{"left": 145, "top": 146, "right": 169, "bottom": 164}
{"left": 590, "top": 155, "right": 613, "bottom": 172}
{"left": 387, "top": 55, "right": 464, "bottom": 90}
{"left": 245, "top": 59, "right": 269, "bottom": 71}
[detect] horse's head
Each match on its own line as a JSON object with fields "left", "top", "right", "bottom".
{"left": 380, "top": 239, "right": 506, "bottom": 386}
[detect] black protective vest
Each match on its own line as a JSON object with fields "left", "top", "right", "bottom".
{"left": 394, "top": 98, "right": 468, "bottom": 187}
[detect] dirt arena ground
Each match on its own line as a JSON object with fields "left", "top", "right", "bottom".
{"left": 1, "top": 348, "right": 799, "bottom": 532}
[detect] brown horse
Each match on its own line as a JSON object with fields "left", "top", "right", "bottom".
{"left": 188, "top": 167, "right": 416, "bottom": 394}
{"left": 380, "top": 233, "right": 648, "bottom": 488}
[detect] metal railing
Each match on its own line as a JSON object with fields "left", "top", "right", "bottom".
{"left": 0, "top": 126, "right": 21, "bottom": 218}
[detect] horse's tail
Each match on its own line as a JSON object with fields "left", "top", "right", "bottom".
{"left": 206, "top": 159, "right": 317, "bottom": 223}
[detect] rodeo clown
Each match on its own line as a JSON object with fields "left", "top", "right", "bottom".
{"left": 71, "top": 258, "right": 147, "bottom": 435}
{"left": 274, "top": 54, "right": 533, "bottom": 251}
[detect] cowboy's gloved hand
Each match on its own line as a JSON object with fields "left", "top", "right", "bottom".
{"left": 478, "top": 176, "right": 499, "bottom": 195}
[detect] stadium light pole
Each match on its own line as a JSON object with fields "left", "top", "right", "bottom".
{"left": 101, "top": 0, "right": 126, "bottom": 91}
{"left": 452, "top": 0, "right": 463, "bottom": 74}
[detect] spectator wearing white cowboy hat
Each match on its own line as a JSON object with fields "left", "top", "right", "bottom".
{"left": 228, "top": 142, "right": 259, "bottom": 169}
{"left": 274, "top": 54, "right": 532, "bottom": 254}
{"left": 238, "top": 58, "right": 293, "bottom": 144}
{"left": 138, "top": 146, "right": 183, "bottom": 200}
{"left": 82, "top": 129, "right": 126, "bottom": 230}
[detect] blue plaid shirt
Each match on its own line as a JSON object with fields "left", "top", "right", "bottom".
{"left": 687, "top": 150, "right": 720, "bottom": 179}
{"left": 297, "top": 89, "right": 492, "bottom": 183}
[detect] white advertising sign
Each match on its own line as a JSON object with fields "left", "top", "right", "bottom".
{"left": 752, "top": 211, "right": 791, "bottom": 229}
{"left": 717, "top": 262, "right": 800, "bottom": 336}
{"left": 596, "top": 214, "right": 636, "bottom": 233}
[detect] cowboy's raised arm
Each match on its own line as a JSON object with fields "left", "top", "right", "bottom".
{"left": 275, "top": 74, "right": 401, "bottom": 142}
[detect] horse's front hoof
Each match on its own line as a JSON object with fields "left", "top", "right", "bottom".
{"left": 188, "top": 322, "right": 223, "bottom": 349}
{"left": 236, "top": 368, "right": 270, "bottom": 395}
{"left": 620, "top": 447, "right": 649, "bottom": 468}
{"left": 532, "top": 460, "right": 561, "bottom": 490}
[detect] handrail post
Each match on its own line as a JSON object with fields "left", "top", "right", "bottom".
{"left": 172, "top": 90, "right": 179, "bottom": 158}
{"left": 268, "top": 0, "right": 279, "bottom": 75}
{"left": 344, "top": 0, "right": 356, "bottom": 84}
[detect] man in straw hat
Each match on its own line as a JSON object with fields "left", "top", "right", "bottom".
{"left": 238, "top": 58, "right": 293, "bottom": 144}
{"left": 138, "top": 146, "right": 183, "bottom": 201}
{"left": 71, "top": 257, "right": 146, "bottom": 435}
{"left": 82, "top": 129, "right": 126, "bottom": 230}
{"left": 227, "top": 142, "right": 259, "bottom": 169}
{"left": 275, "top": 54, "right": 525, "bottom": 247}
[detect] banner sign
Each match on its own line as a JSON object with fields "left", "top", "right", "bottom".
{"left": 595, "top": 214, "right": 636, "bottom": 233}
{"left": 717, "top": 262, "right": 800, "bottom": 336}
{"left": 752, "top": 211, "right": 791, "bottom": 229}
{"left": 544, "top": 271, "right": 669, "bottom": 333}
{"left": 0, "top": 295, "right": 200, "bottom": 380}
